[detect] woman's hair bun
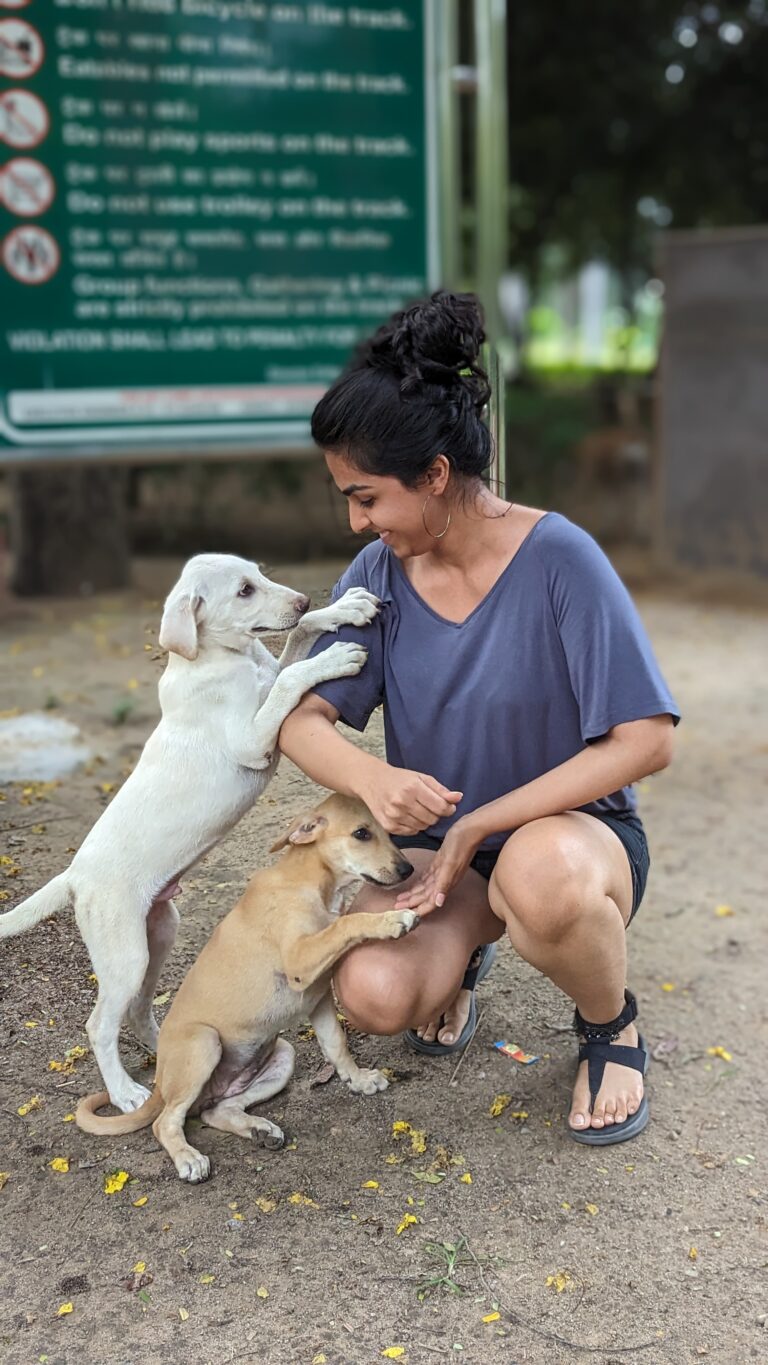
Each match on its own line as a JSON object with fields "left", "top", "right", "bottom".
{"left": 356, "top": 290, "right": 490, "bottom": 413}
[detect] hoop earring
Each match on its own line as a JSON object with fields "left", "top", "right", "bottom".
{"left": 422, "top": 493, "right": 452, "bottom": 540}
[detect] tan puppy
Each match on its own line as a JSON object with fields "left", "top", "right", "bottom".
{"left": 76, "top": 795, "right": 418, "bottom": 1183}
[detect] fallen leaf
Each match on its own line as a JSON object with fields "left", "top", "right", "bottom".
{"left": 482, "top": 1312, "right": 501, "bottom": 1323}
{"left": 17, "top": 1095, "right": 42, "bottom": 1117}
{"left": 561, "top": 1201, "right": 571, "bottom": 1211}
{"left": 132, "top": 1196, "right": 148, "bottom": 1207}
{"left": 489, "top": 1094, "right": 512, "bottom": 1117}
{"left": 312, "top": 1355, "right": 327, "bottom": 1364}
{"left": 287, "top": 1192, "right": 319, "bottom": 1208}
{"left": 707, "top": 1046, "right": 733, "bottom": 1062}
{"left": 57, "top": 1303, "right": 74, "bottom": 1317}
{"left": 395, "top": 1212, "right": 419, "bottom": 1235}
{"left": 309, "top": 1061, "right": 336, "bottom": 1087}
{"left": 199, "top": 1273, "right": 215, "bottom": 1284}
{"left": 49, "top": 1157, "right": 70, "bottom": 1174}
{"left": 178, "top": 1308, "right": 189, "bottom": 1321}
{"left": 0, "top": 1173, "right": 9, "bottom": 1190}
{"left": 104, "top": 1169, "right": 130, "bottom": 1195}
{"left": 546, "top": 1271, "right": 575, "bottom": 1293}
{"left": 152, "top": 992, "right": 170, "bottom": 1006}
{"left": 413, "top": 1170, "right": 444, "bottom": 1184}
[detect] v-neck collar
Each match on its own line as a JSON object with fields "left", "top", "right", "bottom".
{"left": 389, "top": 513, "right": 550, "bottom": 629}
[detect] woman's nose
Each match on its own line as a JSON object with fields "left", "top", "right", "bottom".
{"left": 349, "top": 505, "right": 370, "bottom": 534}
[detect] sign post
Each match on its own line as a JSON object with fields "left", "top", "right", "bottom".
{"left": 1, "top": 0, "right": 448, "bottom": 465}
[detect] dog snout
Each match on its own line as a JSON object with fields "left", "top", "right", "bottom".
{"left": 294, "top": 595, "right": 311, "bottom": 616}
{"left": 396, "top": 859, "right": 414, "bottom": 881}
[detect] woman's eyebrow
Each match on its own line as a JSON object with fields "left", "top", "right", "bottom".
{"left": 341, "top": 483, "right": 372, "bottom": 496}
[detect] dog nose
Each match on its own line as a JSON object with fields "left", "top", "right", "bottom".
{"left": 396, "top": 860, "right": 414, "bottom": 880}
{"left": 295, "top": 595, "right": 310, "bottom": 616}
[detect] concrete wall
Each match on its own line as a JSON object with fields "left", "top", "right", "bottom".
{"left": 656, "top": 227, "right": 768, "bottom": 578}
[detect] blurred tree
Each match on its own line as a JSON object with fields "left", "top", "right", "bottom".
{"left": 506, "top": 0, "right": 768, "bottom": 287}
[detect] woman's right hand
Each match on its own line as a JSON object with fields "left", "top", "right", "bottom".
{"left": 357, "top": 766, "right": 462, "bottom": 835}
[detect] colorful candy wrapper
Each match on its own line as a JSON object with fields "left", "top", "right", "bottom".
{"left": 493, "top": 1040, "right": 540, "bottom": 1064}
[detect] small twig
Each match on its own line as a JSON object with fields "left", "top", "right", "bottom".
{"left": 459, "top": 1230, "right": 658, "bottom": 1355}
{"left": 0, "top": 813, "right": 78, "bottom": 834}
{"left": 447, "top": 1007, "right": 485, "bottom": 1087}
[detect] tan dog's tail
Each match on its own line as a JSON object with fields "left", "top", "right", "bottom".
{"left": 75, "top": 1088, "right": 163, "bottom": 1134}
{"left": 0, "top": 873, "right": 71, "bottom": 940}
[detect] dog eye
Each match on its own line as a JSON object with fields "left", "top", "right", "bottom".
{"left": 237, "top": 583, "right": 255, "bottom": 598}
{"left": 352, "top": 827, "right": 372, "bottom": 841}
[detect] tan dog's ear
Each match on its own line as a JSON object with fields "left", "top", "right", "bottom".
{"left": 270, "top": 814, "right": 328, "bottom": 853}
{"left": 159, "top": 589, "right": 204, "bottom": 660}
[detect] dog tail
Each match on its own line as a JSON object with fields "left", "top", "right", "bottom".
{"left": 0, "top": 873, "right": 71, "bottom": 940}
{"left": 75, "top": 1088, "right": 164, "bottom": 1135}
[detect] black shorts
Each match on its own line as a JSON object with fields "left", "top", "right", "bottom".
{"left": 393, "top": 809, "right": 650, "bottom": 925}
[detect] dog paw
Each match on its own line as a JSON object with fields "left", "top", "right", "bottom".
{"left": 314, "top": 640, "right": 368, "bottom": 681}
{"left": 347, "top": 1067, "right": 389, "bottom": 1096}
{"left": 110, "top": 1079, "right": 152, "bottom": 1113}
{"left": 252, "top": 1119, "right": 284, "bottom": 1150}
{"left": 332, "top": 587, "right": 381, "bottom": 627}
{"left": 176, "top": 1150, "right": 211, "bottom": 1183}
{"left": 383, "top": 909, "right": 421, "bottom": 939}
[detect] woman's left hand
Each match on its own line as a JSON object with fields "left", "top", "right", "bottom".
{"left": 394, "top": 819, "right": 483, "bottom": 916}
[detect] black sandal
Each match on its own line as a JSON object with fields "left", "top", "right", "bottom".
{"left": 404, "top": 942, "right": 497, "bottom": 1057}
{"left": 569, "top": 989, "right": 650, "bottom": 1146}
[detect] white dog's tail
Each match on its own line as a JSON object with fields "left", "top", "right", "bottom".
{"left": 0, "top": 873, "right": 71, "bottom": 940}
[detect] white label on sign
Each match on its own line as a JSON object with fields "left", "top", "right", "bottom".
{"left": 8, "top": 384, "right": 326, "bottom": 425}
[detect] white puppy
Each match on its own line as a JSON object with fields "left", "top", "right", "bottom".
{"left": 0, "top": 553, "right": 377, "bottom": 1112}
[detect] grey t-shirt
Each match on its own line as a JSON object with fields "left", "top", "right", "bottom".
{"left": 311, "top": 513, "right": 679, "bottom": 850}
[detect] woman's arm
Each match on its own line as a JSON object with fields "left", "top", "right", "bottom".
{"left": 397, "top": 715, "right": 675, "bottom": 912}
{"left": 278, "top": 694, "right": 463, "bottom": 834}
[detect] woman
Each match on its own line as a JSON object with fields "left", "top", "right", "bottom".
{"left": 279, "top": 291, "right": 679, "bottom": 1146}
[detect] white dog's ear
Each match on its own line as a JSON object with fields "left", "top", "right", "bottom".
{"left": 159, "top": 588, "right": 204, "bottom": 660}
{"left": 270, "top": 814, "right": 328, "bottom": 853}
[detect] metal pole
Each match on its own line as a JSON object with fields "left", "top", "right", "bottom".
{"left": 474, "top": 0, "right": 508, "bottom": 497}
{"left": 433, "top": 0, "right": 461, "bottom": 289}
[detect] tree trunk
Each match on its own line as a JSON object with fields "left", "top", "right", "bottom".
{"left": 8, "top": 466, "right": 131, "bottom": 597}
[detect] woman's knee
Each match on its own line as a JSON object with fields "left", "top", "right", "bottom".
{"left": 334, "top": 947, "right": 422, "bottom": 1035}
{"left": 490, "top": 824, "right": 600, "bottom": 944}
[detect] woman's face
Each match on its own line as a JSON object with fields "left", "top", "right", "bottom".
{"left": 325, "top": 450, "right": 436, "bottom": 557}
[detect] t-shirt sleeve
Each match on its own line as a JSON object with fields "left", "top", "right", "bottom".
{"left": 307, "top": 551, "right": 386, "bottom": 732}
{"left": 540, "top": 522, "right": 680, "bottom": 743}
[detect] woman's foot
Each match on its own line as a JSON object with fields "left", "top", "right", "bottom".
{"left": 568, "top": 1020, "right": 645, "bottom": 1131}
{"left": 414, "top": 987, "right": 473, "bottom": 1047}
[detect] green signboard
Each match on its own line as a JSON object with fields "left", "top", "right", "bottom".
{"left": 0, "top": 0, "right": 442, "bottom": 459}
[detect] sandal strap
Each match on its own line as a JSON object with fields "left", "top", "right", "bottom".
{"left": 461, "top": 943, "right": 492, "bottom": 993}
{"left": 573, "top": 988, "right": 638, "bottom": 1043}
{"left": 578, "top": 1039, "right": 647, "bottom": 1107}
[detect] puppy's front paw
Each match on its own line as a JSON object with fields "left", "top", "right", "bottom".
{"left": 313, "top": 640, "right": 368, "bottom": 682}
{"left": 347, "top": 1067, "right": 389, "bottom": 1096}
{"left": 175, "top": 1150, "right": 211, "bottom": 1183}
{"left": 332, "top": 587, "right": 381, "bottom": 628}
{"left": 381, "top": 909, "right": 421, "bottom": 939}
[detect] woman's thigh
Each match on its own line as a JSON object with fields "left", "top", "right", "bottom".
{"left": 333, "top": 849, "right": 503, "bottom": 1032}
{"left": 489, "top": 811, "right": 635, "bottom": 933}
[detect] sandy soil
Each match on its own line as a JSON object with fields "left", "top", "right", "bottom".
{"left": 0, "top": 557, "right": 766, "bottom": 1365}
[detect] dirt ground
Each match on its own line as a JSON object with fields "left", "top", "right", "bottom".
{"left": 0, "top": 556, "right": 766, "bottom": 1365}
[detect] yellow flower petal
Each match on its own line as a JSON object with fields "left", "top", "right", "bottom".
{"left": 132, "top": 1196, "right": 148, "bottom": 1207}
{"left": 17, "top": 1095, "right": 42, "bottom": 1117}
{"left": 395, "top": 1212, "right": 419, "bottom": 1236}
{"left": 255, "top": 1196, "right": 276, "bottom": 1213}
{"left": 706, "top": 1046, "right": 733, "bottom": 1062}
{"left": 312, "top": 1355, "right": 328, "bottom": 1365}
{"left": 104, "top": 1169, "right": 130, "bottom": 1195}
{"left": 49, "top": 1157, "right": 70, "bottom": 1173}
{"left": 546, "top": 1271, "right": 575, "bottom": 1293}
{"left": 287, "top": 1191, "right": 319, "bottom": 1208}
{"left": 489, "top": 1094, "right": 512, "bottom": 1117}
{"left": 460, "top": 1172, "right": 472, "bottom": 1184}
{"left": 689, "top": 1246, "right": 698, "bottom": 1261}
{"left": 381, "top": 1350, "right": 406, "bottom": 1360}
{"left": 133, "top": 1261, "right": 146, "bottom": 1274}
{"left": 715, "top": 904, "right": 734, "bottom": 917}
{"left": 362, "top": 1180, "right": 380, "bottom": 1189}
{"left": 585, "top": 1203, "right": 599, "bottom": 1216}
{"left": 179, "top": 1308, "right": 189, "bottom": 1321}
{"left": 661, "top": 982, "right": 676, "bottom": 992}
{"left": 482, "top": 1312, "right": 501, "bottom": 1323}
{"left": 256, "top": 1286, "right": 269, "bottom": 1299}
{"left": 199, "top": 1273, "right": 215, "bottom": 1284}
{"left": 57, "top": 1303, "right": 74, "bottom": 1317}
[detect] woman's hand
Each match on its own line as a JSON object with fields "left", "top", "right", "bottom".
{"left": 395, "top": 818, "right": 483, "bottom": 915}
{"left": 358, "top": 767, "right": 462, "bottom": 836}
